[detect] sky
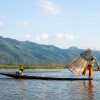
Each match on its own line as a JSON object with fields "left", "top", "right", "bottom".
{"left": 0, "top": 0, "right": 100, "bottom": 50}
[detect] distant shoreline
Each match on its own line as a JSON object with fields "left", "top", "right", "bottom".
{"left": 0, "top": 65, "right": 64, "bottom": 69}
{"left": 0, "top": 65, "right": 100, "bottom": 71}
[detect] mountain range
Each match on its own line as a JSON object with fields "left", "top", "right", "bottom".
{"left": 0, "top": 36, "right": 100, "bottom": 65}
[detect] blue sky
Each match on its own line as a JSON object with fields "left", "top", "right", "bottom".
{"left": 0, "top": 0, "right": 100, "bottom": 50}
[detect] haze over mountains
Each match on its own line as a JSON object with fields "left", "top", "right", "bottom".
{"left": 0, "top": 36, "right": 100, "bottom": 65}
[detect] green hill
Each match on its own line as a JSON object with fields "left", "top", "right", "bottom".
{"left": 0, "top": 36, "right": 100, "bottom": 65}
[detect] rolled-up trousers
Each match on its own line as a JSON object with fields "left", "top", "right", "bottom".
{"left": 83, "top": 65, "right": 93, "bottom": 78}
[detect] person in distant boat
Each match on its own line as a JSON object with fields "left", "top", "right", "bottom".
{"left": 19, "top": 68, "right": 24, "bottom": 75}
{"left": 83, "top": 56, "right": 96, "bottom": 78}
{"left": 16, "top": 68, "right": 24, "bottom": 75}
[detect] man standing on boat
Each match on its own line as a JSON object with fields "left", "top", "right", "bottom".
{"left": 83, "top": 56, "right": 96, "bottom": 78}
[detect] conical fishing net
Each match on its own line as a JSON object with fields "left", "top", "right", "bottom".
{"left": 66, "top": 49, "right": 92, "bottom": 75}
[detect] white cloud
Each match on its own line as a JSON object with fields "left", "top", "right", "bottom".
{"left": 56, "top": 33, "right": 75, "bottom": 41}
{"left": 0, "top": 21, "right": 5, "bottom": 27}
{"left": 57, "top": 34, "right": 63, "bottom": 39}
{"left": 35, "top": 33, "right": 75, "bottom": 42}
{"left": 17, "top": 33, "right": 32, "bottom": 41}
{"left": 17, "top": 21, "right": 30, "bottom": 27}
{"left": 38, "top": 0, "right": 60, "bottom": 15}
{"left": 24, "top": 34, "right": 32, "bottom": 39}
{"left": 35, "top": 33, "right": 49, "bottom": 41}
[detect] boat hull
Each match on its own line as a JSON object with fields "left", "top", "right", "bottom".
{"left": 0, "top": 73, "right": 93, "bottom": 80}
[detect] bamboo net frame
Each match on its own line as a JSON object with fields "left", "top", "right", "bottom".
{"left": 66, "top": 49, "right": 92, "bottom": 76}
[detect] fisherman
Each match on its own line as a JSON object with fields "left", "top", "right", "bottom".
{"left": 83, "top": 56, "right": 96, "bottom": 78}
{"left": 19, "top": 67, "right": 24, "bottom": 75}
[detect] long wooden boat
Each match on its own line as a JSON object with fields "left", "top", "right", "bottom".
{"left": 0, "top": 72, "right": 93, "bottom": 80}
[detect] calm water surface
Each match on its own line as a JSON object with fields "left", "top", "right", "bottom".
{"left": 0, "top": 69, "right": 100, "bottom": 100}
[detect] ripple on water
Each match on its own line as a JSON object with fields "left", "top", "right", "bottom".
{"left": 0, "top": 69, "right": 100, "bottom": 100}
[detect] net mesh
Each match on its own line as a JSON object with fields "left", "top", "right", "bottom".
{"left": 66, "top": 49, "right": 92, "bottom": 75}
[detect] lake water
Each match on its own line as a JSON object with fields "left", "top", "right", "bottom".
{"left": 0, "top": 69, "right": 100, "bottom": 100}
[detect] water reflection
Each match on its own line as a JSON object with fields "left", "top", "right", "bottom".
{"left": 18, "top": 80, "right": 25, "bottom": 100}
{"left": 87, "top": 80, "right": 94, "bottom": 100}
{"left": 15, "top": 79, "right": 95, "bottom": 100}
{"left": 74, "top": 80, "right": 94, "bottom": 100}
{"left": 0, "top": 69, "right": 99, "bottom": 100}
